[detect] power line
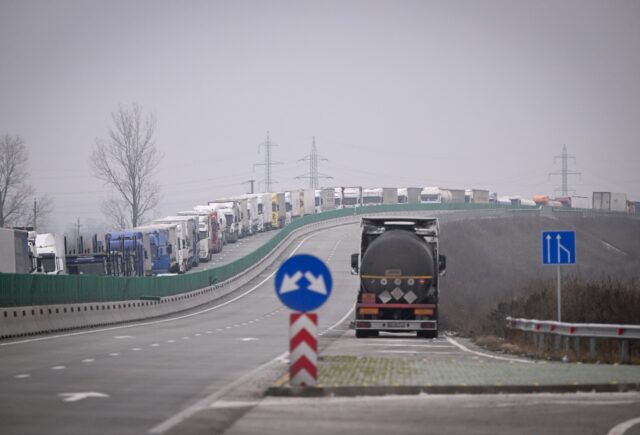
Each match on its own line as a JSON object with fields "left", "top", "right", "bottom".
{"left": 253, "top": 131, "right": 282, "bottom": 192}
{"left": 549, "top": 144, "right": 581, "bottom": 197}
{"left": 295, "top": 136, "right": 332, "bottom": 189}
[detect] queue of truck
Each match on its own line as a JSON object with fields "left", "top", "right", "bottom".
{"left": 2, "top": 185, "right": 636, "bottom": 278}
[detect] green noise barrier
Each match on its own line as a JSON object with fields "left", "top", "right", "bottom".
{"left": 0, "top": 203, "right": 531, "bottom": 307}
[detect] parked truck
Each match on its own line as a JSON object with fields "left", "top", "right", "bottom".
{"left": 154, "top": 216, "right": 198, "bottom": 270}
{"left": 398, "top": 187, "right": 422, "bottom": 204}
{"left": 257, "top": 193, "right": 273, "bottom": 231}
{"left": 0, "top": 228, "right": 32, "bottom": 273}
{"left": 420, "top": 187, "right": 452, "bottom": 203}
{"left": 593, "top": 192, "right": 628, "bottom": 212}
{"left": 321, "top": 188, "right": 336, "bottom": 212}
{"left": 467, "top": 189, "right": 490, "bottom": 204}
{"left": 208, "top": 201, "right": 241, "bottom": 242}
{"left": 33, "top": 233, "right": 66, "bottom": 274}
{"left": 342, "top": 187, "right": 362, "bottom": 208}
{"left": 133, "top": 224, "right": 178, "bottom": 274}
{"left": 351, "top": 217, "right": 446, "bottom": 338}
{"left": 271, "top": 192, "right": 286, "bottom": 229}
{"left": 303, "top": 189, "right": 315, "bottom": 216}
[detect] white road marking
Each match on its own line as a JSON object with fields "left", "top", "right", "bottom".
{"left": 14, "top": 374, "right": 30, "bottom": 379}
{"left": 58, "top": 392, "right": 109, "bottom": 402}
{"left": 149, "top": 351, "right": 288, "bottom": 434}
{"left": 108, "top": 353, "right": 120, "bottom": 357}
{"left": 0, "top": 228, "right": 332, "bottom": 348}
{"left": 182, "top": 336, "right": 190, "bottom": 340}
{"left": 206, "top": 331, "right": 213, "bottom": 334}
{"left": 150, "top": 343, "right": 160, "bottom": 347}
{"left": 240, "top": 337, "right": 258, "bottom": 342}
{"left": 51, "top": 366, "right": 66, "bottom": 370}
{"left": 607, "top": 417, "right": 640, "bottom": 435}
{"left": 319, "top": 304, "right": 355, "bottom": 336}
{"left": 363, "top": 343, "right": 455, "bottom": 348}
{"left": 132, "top": 348, "right": 142, "bottom": 351}
{"left": 194, "top": 333, "right": 201, "bottom": 337}
{"left": 167, "top": 340, "right": 176, "bottom": 343}
{"left": 114, "top": 335, "right": 134, "bottom": 339}
{"left": 216, "top": 328, "right": 223, "bottom": 332}
{"left": 445, "top": 336, "right": 531, "bottom": 364}
{"left": 81, "top": 358, "right": 95, "bottom": 363}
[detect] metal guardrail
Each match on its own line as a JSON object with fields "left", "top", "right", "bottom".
{"left": 506, "top": 316, "right": 640, "bottom": 363}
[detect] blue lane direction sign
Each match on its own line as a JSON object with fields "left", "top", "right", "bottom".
{"left": 542, "top": 231, "right": 576, "bottom": 265}
{"left": 275, "top": 254, "right": 333, "bottom": 312}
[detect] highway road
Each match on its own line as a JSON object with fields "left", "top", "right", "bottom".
{"left": 0, "top": 223, "right": 360, "bottom": 435}
{"left": 2, "top": 210, "right": 639, "bottom": 435}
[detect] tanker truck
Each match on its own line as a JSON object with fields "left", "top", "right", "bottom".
{"left": 350, "top": 217, "right": 446, "bottom": 338}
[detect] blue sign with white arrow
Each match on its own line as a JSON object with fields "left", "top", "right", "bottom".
{"left": 275, "top": 254, "right": 333, "bottom": 312}
{"left": 542, "top": 231, "right": 576, "bottom": 265}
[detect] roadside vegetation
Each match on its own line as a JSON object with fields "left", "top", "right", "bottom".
{"left": 480, "top": 277, "right": 640, "bottom": 364}
{"left": 438, "top": 214, "right": 640, "bottom": 363}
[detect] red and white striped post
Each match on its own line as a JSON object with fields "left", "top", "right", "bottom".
{"left": 289, "top": 312, "right": 318, "bottom": 387}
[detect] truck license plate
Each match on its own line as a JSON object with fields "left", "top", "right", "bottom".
{"left": 386, "top": 322, "right": 406, "bottom": 328}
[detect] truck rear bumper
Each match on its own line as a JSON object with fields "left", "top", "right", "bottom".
{"left": 355, "top": 320, "right": 437, "bottom": 331}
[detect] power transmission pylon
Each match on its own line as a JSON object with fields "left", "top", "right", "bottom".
{"left": 254, "top": 131, "right": 282, "bottom": 192}
{"left": 243, "top": 179, "right": 256, "bottom": 194}
{"left": 549, "top": 144, "right": 581, "bottom": 197}
{"left": 295, "top": 136, "right": 332, "bottom": 189}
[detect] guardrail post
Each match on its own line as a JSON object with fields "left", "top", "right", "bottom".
{"left": 562, "top": 336, "right": 569, "bottom": 355}
{"left": 589, "top": 338, "right": 596, "bottom": 359}
{"left": 573, "top": 337, "right": 581, "bottom": 359}
{"left": 620, "top": 340, "right": 630, "bottom": 364}
{"left": 554, "top": 335, "right": 561, "bottom": 351}
{"left": 538, "top": 333, "right": 545, "bottom": 349}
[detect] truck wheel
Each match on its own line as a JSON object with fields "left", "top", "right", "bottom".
{"left": 417, "top": 330, "right": 438, "bottom": 339}
{"left": 355, "top": 330, "right": 370, "bottom": 338}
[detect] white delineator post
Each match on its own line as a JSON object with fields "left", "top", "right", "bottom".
{"left": 289, "top": 313, "right": 318, "bottom": 387}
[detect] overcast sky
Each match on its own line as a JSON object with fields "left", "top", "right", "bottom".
{"left": 1, "top": 0, "right": 639, "bottom": 233}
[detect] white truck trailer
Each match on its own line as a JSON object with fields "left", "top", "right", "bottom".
{"left": 0, "top": 228, "right": 32, "bottom": 273}
{"left": 593, "top": 192, "right": 627, "bottom": 212}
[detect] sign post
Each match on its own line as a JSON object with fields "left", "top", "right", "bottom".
{"left": 541, "top": 231, "right": 576, "bottom": 322}
{"left": 275, "top": 254, "right": 332, "bottom": 387}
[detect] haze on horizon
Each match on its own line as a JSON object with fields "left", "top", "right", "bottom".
{"left": 1, "top": 0, "right": 639, "bottom": 234}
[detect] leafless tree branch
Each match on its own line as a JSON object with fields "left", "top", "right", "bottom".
{"left": 91, "top": 103, "right": 162, "bottom": 228}
{"left": 0, "top": 134, "right": 34, "bottom": 227}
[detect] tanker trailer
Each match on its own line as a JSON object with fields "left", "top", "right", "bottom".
{"left": 350, "top": 217, "right": 446, "bottom": 338}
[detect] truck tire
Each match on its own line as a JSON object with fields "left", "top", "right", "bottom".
{"left": 356, "top": 330, "right": 370, "bottom": 338}
{"left": 417, "top": 330, "right": 438, "bottom": 339}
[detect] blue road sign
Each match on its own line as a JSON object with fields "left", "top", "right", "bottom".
{"left": 275, "top": 254, "right": 333, "bottom": 312}
{"left": 542, "top": 231, "right": 576, "bottom": 265}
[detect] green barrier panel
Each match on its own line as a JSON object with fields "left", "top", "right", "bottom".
{"left": 0, "top": 203, "right": 535, "bottom": 307}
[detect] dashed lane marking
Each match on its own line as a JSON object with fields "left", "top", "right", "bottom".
{"left": 445, "top": 336, "right": 531, "bottom": 364}
{"left": 51, "top": 366, "right": 66, "bottom": 370}
{"left": 82, "top": 358, "right": 95, "bottom": 362}
{"left": 108, "top": 353, "right": 120, "bottom": 357}
{"left": 14, "top": 374, "right": 30, "bottom": 379}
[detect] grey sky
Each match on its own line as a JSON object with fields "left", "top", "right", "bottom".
{"left": 1, "top": 0, "right": 639, "bottom": 233}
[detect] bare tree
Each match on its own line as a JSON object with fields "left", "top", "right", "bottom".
{"left": 0, "top": 135, "right": 34, "bottom": 227}
{"left": 91, "top": 103, "right": 162, "bottom": 228}
{"left": 28, "top": 193, "right": 54, "bottom": 231}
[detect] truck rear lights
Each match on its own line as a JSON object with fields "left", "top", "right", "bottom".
{"left": 355, "top": 321, "right": 371, "bottom": 328}
{"left": 420, "top": 321, "right": 436, "bottom": 329}
{"left": 359, "top": 308, "right": 379, "bottom": 315}
{"left": 361, "top": 293, "right": 376, "bottom": 304}
{"left": 415, "top": 308, "right": 434, "bottom": 316}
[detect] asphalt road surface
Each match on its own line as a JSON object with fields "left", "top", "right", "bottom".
{"left": 0, "top": 224, "right": 360, "bottom": 435}
{"left": 2, "top": 211, "right": 639, "bottom": 435}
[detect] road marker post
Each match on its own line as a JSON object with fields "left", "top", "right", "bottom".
{"left": 275, "top": 254, "right": 332, "bottom": 388}
{"left": 289, "top": 312, "right": 318, "bottom": 386}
